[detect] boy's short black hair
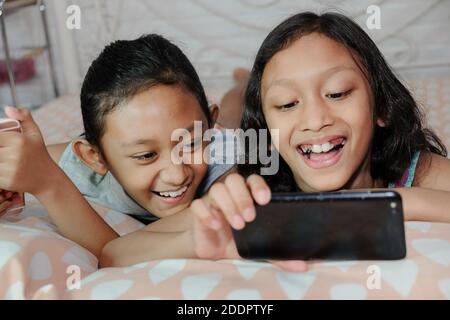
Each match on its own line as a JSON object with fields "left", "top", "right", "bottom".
{"left": 80, "top": 34, "right": 211, "bottom": 147}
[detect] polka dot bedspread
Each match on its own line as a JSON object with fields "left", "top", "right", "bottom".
{"left": 0, "top": 77, "right": 449, "bottom": 299}
{"left": 1, "top": 199, "right": 449, "bottom": 299}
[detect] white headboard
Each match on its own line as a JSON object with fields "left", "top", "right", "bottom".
{"left": 2, "top": 0, "right": 450, "bottom": 105}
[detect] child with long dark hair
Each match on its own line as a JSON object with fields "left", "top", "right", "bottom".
{"left": 189, "top": 12, "right": 450, "bottom": 262}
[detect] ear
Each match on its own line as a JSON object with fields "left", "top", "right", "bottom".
{"left": 72, "top": 138, "right": 108, "bottom": 176}
{"left": 208, "top": 104, "right": 220, "bottom": 127}
{"left": 376, "top": 118, "right": 386, "bottom": 127}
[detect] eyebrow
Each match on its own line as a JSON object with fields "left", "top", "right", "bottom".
{"left": 119, "top": 124, "right": 197, "bottom": 148}
{"left": 266, "top": 65, "right": 356, "bottom": 92}
{"left": 120, "top": 138, "right": 155, "bottom": 148}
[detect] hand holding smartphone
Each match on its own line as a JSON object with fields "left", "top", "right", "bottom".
{"left": 0, "top": 118, "right": 25, "bottom": 214}
{"left": 232, "top": 191, "right": 406, "bottom": 261}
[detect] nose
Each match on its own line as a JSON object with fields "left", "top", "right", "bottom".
{"left": 298, "top": 95, "right": 334, "bottom": 132}
{"left": 159, "top": 161, "right": 190, "bottom": 187}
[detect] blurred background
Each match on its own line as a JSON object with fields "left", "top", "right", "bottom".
{"left": 0, "top": 0, "right": 449, "bottom": 145}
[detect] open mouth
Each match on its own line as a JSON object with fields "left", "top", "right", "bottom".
{"left": 298, "top": 137, "right": 346, "bottom": 159}
{"left": 297, "top": 137, "right": 347, "bottom": 169}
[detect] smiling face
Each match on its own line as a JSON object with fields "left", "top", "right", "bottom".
{"left": 261, "top": 33, "right": 378, "bottom": 192}
{"left": 99, "top": 84, "right": 209, "bottom": 217}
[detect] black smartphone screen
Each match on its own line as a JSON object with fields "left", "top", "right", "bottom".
{"left": 232, "top": 191, "right": 406, "bottom": 261}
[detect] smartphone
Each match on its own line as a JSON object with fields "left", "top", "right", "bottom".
{"left": 232, "top": 191, "right": 406, "bottom": 261}
{"left": 0, "top": 118, "right": 25, "bottom": 214}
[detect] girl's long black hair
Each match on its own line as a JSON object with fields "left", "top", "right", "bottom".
{"left": 238, "top": 12, "right": 447, "bottom": 191}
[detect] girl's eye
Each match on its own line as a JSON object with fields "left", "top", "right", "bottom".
{"left": 132, "top": 152, "right": 157, "bottom": 161}
{"left": 325, "top": 90, "right": 352, "bottom": 100}
{"left": 276, "top": 100, "right": 299, "bottom": 110}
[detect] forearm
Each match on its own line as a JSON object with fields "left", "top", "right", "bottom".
{"left": 396, "top": 187, "right": 450, "bottom": 223}
{"left": 99, "top": 228, "right": 196, "bottom": 268}
{"left": 34, "top": 163, "right": 118, "bottom": 258}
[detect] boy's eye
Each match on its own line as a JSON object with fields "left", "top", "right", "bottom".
{"left": 325, "top": 90, "right": 352, "bottom": 100}
{"left": 276, "top": 100, "right": 299, "bottom": 110}
{"left": 132, "top": 152, "right": 157, "bottom": 161}
{"left": 183, "top": 138, "right": 202, "bottom": 152}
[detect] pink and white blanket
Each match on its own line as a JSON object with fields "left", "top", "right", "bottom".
{"left": 1, "top": 197, "right": 449, "bottom": 300}
{"left": 1, "top": 77, "right": 449, "bottom": 299}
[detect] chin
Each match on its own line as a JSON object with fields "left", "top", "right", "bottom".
{"left": 301, "top": 173, "right": 349, "bottom": 192}
{"left": 160, "top": 201, "right": 191, "bottom": 217}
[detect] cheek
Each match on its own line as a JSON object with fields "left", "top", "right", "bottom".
{"left": 352, "top": 102, "right": 373, "bottom": 136}
{"left": 136, "top": 168, "right": 161, "bottom": 192}
{"left": 192, "top": 163, "right": 208, "bottom": 184}
{"left": 110, "top": 162, "right": 158, "bottom": 194}
{"left": 344, "top": 97, "right": 374, "bottom": 152}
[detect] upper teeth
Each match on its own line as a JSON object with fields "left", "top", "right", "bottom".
{"left": 157, "top": 186, "right": 188, "bottom": 198}
{"left": 302, "top": 142, "right": 336, "bottom": 154}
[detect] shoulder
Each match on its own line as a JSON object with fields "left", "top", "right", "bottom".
{"left": 47, "top": 142, "right": 71, "bottom": 163}
{"left": 413, "top": 152, "right": 450, "bottom": 191}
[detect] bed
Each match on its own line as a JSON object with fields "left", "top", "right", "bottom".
{"left": 1, "top": 199, "right": 450, "bottom": 299}
{"left": 1, "top": 76, "right": 450, "bottom": 300}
